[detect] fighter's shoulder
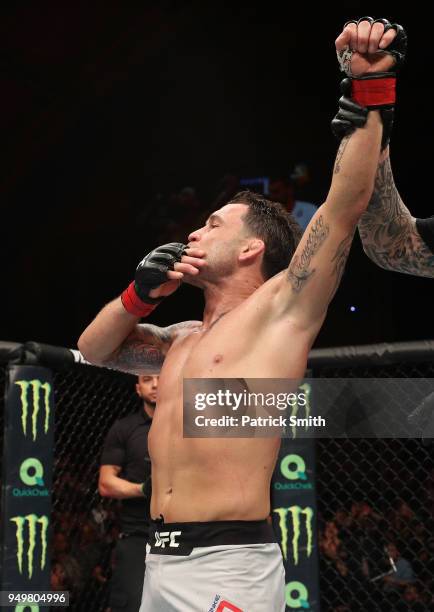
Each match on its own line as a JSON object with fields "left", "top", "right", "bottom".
{"left": 167, "top": 320, "right": 203, "bottom": 341}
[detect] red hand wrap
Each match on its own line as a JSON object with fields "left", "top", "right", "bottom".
{"left": 121, "top": 282, "right": 157, "bottom": 318}
{"left": 352, "top": 76, "right": 396, "bottom": 108}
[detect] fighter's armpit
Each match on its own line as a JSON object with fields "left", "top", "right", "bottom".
{"left": 328, "top": 231, "right": 354, "bottom": 300}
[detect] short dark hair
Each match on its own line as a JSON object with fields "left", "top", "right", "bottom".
{"left": 228, "top": 190, "right": 302, "bottom": 280}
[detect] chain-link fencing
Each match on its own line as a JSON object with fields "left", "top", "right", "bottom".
{"left": 1, "top": 341, "right": 433, "bottom": 611}
{"left": 311, "top": 352, "right": 434, "bottom": 611}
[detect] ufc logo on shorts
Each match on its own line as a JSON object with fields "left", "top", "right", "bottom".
{"left": 154, "top": 530, "right": 181, "bottom": 548}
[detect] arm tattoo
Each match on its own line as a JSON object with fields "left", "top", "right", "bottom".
{"left": 104, "top": 324, "right": 171, "bottom": 375}
{"left": 287, "top": 215, "right": 330, "bottom": 292}
{"left": 329, "top": 231, "right": 354, "bottom": 300}
{"left": 103, "top": 321, "right": 201, "bottom": 375}
{"left": 333, "top": 135, "right": 351, "bottom": 175}
{"left": 359, "top": 156, "right": 434, "bottom": 277}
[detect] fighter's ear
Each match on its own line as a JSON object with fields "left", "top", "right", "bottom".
{"left": 239, "top": 238, "right": 265, "bottom": 263}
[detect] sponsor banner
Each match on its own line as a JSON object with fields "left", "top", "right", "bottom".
{"left": 1, "top": 366, "right": 54, "bottom": 607}
{"left": 272, "top": 440, "right": 320, "bottom": 611}
{"left": 183, "top": 378, "right": 434, "bottom": 438}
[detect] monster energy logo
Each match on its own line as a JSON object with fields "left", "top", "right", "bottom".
{"left": 274, "top": 506, "right": 313, "bottom": 565}
{"left": 10, "top": 514, "right": 49, "bottom": 579}
{"left": 15, "top": 380, "right": 51, "bottom": 441}
{"left": 289, "top": 384, "right": 311, "bottom": 439}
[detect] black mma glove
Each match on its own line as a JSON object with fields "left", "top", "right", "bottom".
{"left": 121, "top": 243, "right": 185, "bottom": 317}
{"left": 333, "top": 17, "right": 407, "bottom": 149}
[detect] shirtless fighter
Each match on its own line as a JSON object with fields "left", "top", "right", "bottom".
{"left": 79, "top": 18, "right": 404, "bottom": 612}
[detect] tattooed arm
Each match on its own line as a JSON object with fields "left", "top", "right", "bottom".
{"left": 78, "top": 296, "right": 201, "bottom": 374}
{"left": 270, "top": 111, "right": 382, "bottom": 329}
{"left": 358, "top": 149, "right": 434, "bottom": 277}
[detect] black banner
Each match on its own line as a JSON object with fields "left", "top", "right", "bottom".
{"left": 1, "top": 366, "right": 54, "bottom": 611}
{"left": 271, "top": 439, "right": 320, "bottom": 611}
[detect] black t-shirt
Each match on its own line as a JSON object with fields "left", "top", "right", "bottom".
{"left": 416, "top": 216, "right": 434, "bottom": 253}
{"left": 100, "top": 410, "right": 152, "bottom": 535}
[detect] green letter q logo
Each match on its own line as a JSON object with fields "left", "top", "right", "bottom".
{"left": 280, "top": 454, "right": 307, "bottom": 481}
{"left": 20, "top": 458, "right": 44, "bottom": 487}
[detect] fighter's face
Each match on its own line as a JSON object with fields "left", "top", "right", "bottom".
{"left": 136, "top": 375, "right": 159, "bottom": 407}
{"left": 186, "top": 203, "right": 250, "bottom": 285}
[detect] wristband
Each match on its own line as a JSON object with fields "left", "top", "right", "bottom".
{"left": 352, "top": 74, "right": 396, "bottom": 108}
{"left": 121, "top": 282, "right": 158, "bottom": 318}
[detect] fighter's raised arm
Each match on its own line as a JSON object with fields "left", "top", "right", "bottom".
{"left": 329, "top": 20, "right": 434, "bottom": 278}
{"left": 270, "top": 18, "right": 400, "bottom": 330}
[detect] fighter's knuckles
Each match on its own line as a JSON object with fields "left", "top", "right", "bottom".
{"left": 371, "top": 21, "right": 385, "bottom": 35}
{"left": 381, "top": 29, "right": 397, "bottom": 47}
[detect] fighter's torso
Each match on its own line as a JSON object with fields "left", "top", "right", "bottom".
{"left": 148, "top": 284, "right": 311, "bottom": 522}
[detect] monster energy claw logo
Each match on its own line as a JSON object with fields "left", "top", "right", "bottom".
{"left": 290, "top": 383, "right": 311, "bottom": 439}
{"left": 10, "top": 514, "right": 49, "bottom": 579}
{"left": 15, "top": 380, "right": 51, "bottom": 440}
{"left": 274, "top": 506, "right": 313, "bottom": 565}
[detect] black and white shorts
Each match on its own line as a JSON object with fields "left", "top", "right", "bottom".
{"left": 139, "top": 518, "right": 285, "bottom": 612}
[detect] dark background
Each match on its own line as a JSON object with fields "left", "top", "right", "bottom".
{"left": 2, "top": 1, "right": 432, "bottom": 349}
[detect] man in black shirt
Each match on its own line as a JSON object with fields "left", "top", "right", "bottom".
{"left": 99, "top": 375, "right": 157, "bottom": 612}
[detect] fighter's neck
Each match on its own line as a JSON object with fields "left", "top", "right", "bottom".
{"left": 201, "top": 279, "right": 260, "bottom": 329}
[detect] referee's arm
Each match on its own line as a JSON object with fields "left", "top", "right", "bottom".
{"left": 99, "top": 465, "right": 144, "bottom": 499}
{"left": 358, "top": 147, "right": 434, "bottom": 278}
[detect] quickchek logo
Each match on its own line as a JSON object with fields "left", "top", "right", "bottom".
{"left": 274, "top": 454, "right": 313, "bottom": 491}
{"left": 14, "top": 380, "right": 51, "bottom": 441}
{"left": 286, "top": 581, "right": 310, "bottom": 609}
{"left": 10, "top": 514, "right": 49, "bottom": 578}
{"left": 20, "top": 458, "right": 44, "bottom": 486}
{"left": 13, "top": 458, "right": 49, "bottom": 498}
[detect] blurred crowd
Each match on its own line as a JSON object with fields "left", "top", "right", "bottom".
{"left": 50, "top": 464, "right": 119, "bottom": 609}
{"left": 135, "top": 165, "right": 317, "bottom": 248}
{"left": 319, "top": 499, "right": 434, "bottom": 610}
